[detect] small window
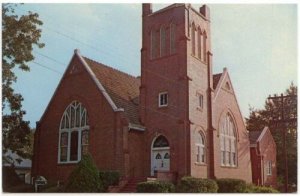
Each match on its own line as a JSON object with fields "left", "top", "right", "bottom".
{"left": 266, "top": 161, "right": 272, "bottom": 175}
{"left": 199, "top": 94, "right": 204, "bottom": 109}
{"left": 155, "top": 153, "right": 162, "bottom": 159}
{"left": 159, "top": 92, "right": 168, "bottom": 107}
{"left": 164, "top": 153, "right": 170, "bottom": 159}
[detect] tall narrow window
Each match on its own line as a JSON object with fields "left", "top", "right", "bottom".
{"left": 59, "top": 101, "right": 89, "bottom": 163}
{"left": 191, "top": 23, "right": 196, "bottom": 56}
{"left": 203, "top": 31, "right": 207, "bottom": 62}
{"left": 220, "top": 113, "right": 237, "bottom": 167}
{"left": 151, "top": 30, "right": 157, "bottom": 59}
{"left": 198, "top": 28, "right": 202, "bottom": 59}
{"left": 170, "top": 23, "right": 176, "bottom": 54}
{"left": 160, "top": 26, "right": 166, "bottom": 57}
{"left": 81, "top": 130, "right": 89, "bottom": 155}
{"left": 196, "top": 132, "right": 205, "bottom": 164}
{"left": 266, "top": 161, "right": 272, "bottom": 175}
{"left": 70, "top": 131, "right": 79, "bottom": 161}
{"left": 158, "top": 92, "right": 168, "bottom": 107}
{"left": 199, "top": 94, "right": 204, "bottom": 109}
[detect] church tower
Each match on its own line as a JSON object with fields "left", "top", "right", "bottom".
{"left": 140, "top": 3, "right": 214, "bottom": 179}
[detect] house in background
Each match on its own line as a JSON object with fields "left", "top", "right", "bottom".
{"left": 3, "top": 150, "right": 32, "bottom": 184}
{"left": 249, "top": 127, "right": 277, "bottom": 188}
{"left": 32, "top": 3, "right": 253, "bottom": 184}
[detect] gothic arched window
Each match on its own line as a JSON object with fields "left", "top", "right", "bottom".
{"left": 196, "top": 132, "right": 206, "bottom": 163}
{"left": 153, "top": 135, "right": 169, "bottom": 148}
{"left": 170, "top": 23, "right": 176, "bottom": 54}
{"left": 191, "top": 23, "right": 196, "bottom": 56}
{"left": 220, "top": 113, "right": 237, "bottom": 167}
{"left": 160, "top": 25, "right": 166, "bottom": 57}
{"left": 150, "top": 30, "right": 157, "bottom": 59}
{"left": 203, "top": 31, "right": 207, "bottom": 62}
{"left": 198, "top": 28, "right": 202, "bottom": 60}
{"left": 59, "top": 101, "right": 89, "bottom": 163}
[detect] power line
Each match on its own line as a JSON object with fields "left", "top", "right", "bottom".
{"left": 35, "top": 51, "right": 66, "bottom": 66}
{"left": 32, "top": 61, "right": 63, "bottom": 75}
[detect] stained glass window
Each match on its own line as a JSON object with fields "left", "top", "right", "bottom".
{"left": 153, "top": 136, "right": 169, "bottom": 148}
{"left": 59, "top": 101, "right": 89, "bottom": 163}
{"left": 220, "top": 113, "right": 237, "bottom": 167}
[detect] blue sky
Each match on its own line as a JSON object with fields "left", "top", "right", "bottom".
{"left": 12, "top": 3, "right": 297, "bottom": 128}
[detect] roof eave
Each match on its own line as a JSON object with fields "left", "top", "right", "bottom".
{"left": 128, "top": 123, "right": 146, "bottom": 131}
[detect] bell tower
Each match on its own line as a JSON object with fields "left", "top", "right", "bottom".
{"left": 139, "top": 3, "right": 214, "bottom": 179}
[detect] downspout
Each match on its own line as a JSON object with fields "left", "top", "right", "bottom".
{"left": 207, "top": 51, "right": 215, "bottom": 179}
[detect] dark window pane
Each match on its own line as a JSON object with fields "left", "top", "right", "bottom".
{"left": 70, "top": 131, "right": 78, "bottom": 161}
{"left": 153, "top": 135, "right": 169, "bottom": 148}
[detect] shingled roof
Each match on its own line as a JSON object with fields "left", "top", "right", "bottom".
{"left": 213, "top": 73, "right": 222, "bottom": 89}
{"left": 249, "top": 131, "right": 262, "bottom": 144}
{"left": 83, "top": 57, "right": 141, "bottom": 126}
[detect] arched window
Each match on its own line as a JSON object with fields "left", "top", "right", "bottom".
{"left": 220, "top": 113, "right": 237, "bottom": 167}
{"left": 153, "top": 135, "right": 169, "bottom": 148}
{"left": 198, "top": 28, "right": 202, "bottom": 59}
{"left": 59, "top": 101, "right": 89, "bottom": 163}
{"left": 150, "top": 30, "right": 157, "bottom": 59}
{"left": 160, "top": 26, "right": 166, "bottom": 57}
{"left": 170, "top": 23, "right": 176, "bottom": 54}
{"left": 196, "top": 132, "right": 205, "bottom": 163}
{"left": 203, "top": 31, "right": 207, "bottom": 62}
{"left": 191, "top": 23, "right": 196, "bottom": 56}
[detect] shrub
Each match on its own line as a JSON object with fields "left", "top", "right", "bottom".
{"left": 176, "top": 176, "right": 218, "bottom": 193}
{"left": 99, "top": 170, "right": 120, "bottom": 192}
{"left": 216, "top": 178, "right": 246, "bottom": 193}
{"left": 65, "top": 154, "right": 103, "bottom": 192}
{"left": 136, "top": 181, "right": 175, "bottom": 193}
{"left": 2, "top": 166, "right": 23, "bottom": 189}
{"left": 245, "top": 184, "right": 279, "bottom": 193}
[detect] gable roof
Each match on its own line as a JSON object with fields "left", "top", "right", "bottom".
{"left": 249, "top": 130, "right": 263, "bottom": 144}
{"left": 82, "top": 57, "right": 141, "bottom": 126}
{"left": 213, "top": 73, "right": 222, "bottom": 90}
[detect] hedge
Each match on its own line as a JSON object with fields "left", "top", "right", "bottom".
{"left": 137, "top": 181, "right": 175, "bottom": 193}
{"left": 99, "top": 170, "right": 120, "bottom": 192}
{"left": 245, "top": 184, "right": 279, "bottom": 193}
{"left": 65, "top": 154, "right": 103, "bottom": 192}
{"left": 216, "top": 178, "right": 246, "bottom": 193}
{"left": 177, "top": 176, "right": 218, "bottom": 193}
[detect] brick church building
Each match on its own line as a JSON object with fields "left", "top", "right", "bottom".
{"left": 32, "top": 4, "right": 255, "bottom": 184}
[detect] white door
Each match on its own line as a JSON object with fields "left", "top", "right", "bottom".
{"left": 151, "top": 135, "right": 170, "bottom": 176}
{"left": 152, "top": 149, "right": 170, "bottom": 175}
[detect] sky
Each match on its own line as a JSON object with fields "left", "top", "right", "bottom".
{"left": 11, "top": 3, "right": 297, "bottom": 128}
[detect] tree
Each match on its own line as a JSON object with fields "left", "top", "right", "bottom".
{"left": 2, "top": 4, "right": 44, "bottom": 162}
{"left": 246, "top": 83, "right": 297, "bottom": 190}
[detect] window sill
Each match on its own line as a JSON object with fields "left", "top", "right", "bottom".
{"left": 194, "top": 162, "right": 206, "bottom": 166}
{"left": 191, "top": 54, "right": 207, "bottom": 64}
{"left": 220, "top": 165, "right": 237, "bottom": 169}
{"left": 158, "top": 105, "right": 168, "bottom": 108}
{"left": 196, "top": 106, "right": 203, "bottom": 112}
{"left": 57, "top": 161, "right": 80, "bottom": 165}
{"left": 150, "top": 53, "right": 177, "bottom": 62}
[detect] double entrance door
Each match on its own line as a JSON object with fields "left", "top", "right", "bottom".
{"left": 151, "top": 148, "right": 170, "bottom": 176}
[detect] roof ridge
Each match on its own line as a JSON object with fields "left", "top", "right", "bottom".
{"left": 83, "top": 56, "right": 139, "bottom": 81}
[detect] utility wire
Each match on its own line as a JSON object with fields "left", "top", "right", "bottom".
{"left": 32, "top": 61, "right": 63, "bottom": 75}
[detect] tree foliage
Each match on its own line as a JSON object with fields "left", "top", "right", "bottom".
{"left": 246, "top": 83, "right": 297, "bottom": 187}
{"left": 2, "top": 4, "right": 44, "bottom": 161}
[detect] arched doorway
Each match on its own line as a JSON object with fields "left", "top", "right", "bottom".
{"left": 151, "top": 135, "right": 170, "bottom": 176}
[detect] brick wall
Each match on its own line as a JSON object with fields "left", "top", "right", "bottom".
{"left": 32, "top": 55, "right": 125, "bottom": 182}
